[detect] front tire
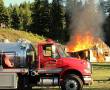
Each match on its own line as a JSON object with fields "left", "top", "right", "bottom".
{"left": 61, "top": 74, "right": 83, "bottom": 90}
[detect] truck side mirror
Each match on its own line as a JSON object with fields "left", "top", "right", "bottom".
{"left": 51, "top": 45, "right": 60, "bottom": 59}
{"left": 52, "top": 45, "right": 56, "bottom": 58}
{"left": 51, "top": 53, "right": 57, "bottom": 58}
{"left": 52, "top": 45, "right": 56, "bottom": 54}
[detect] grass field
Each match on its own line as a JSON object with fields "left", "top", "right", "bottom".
{"left": 0, "top": 28, "right": 44, "bottom": 42}
{"left": 84, "top": 63, "right": 110, "bottom": 90}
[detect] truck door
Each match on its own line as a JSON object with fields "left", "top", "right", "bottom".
{"left": 41, "top": 44, "right": 60, "bottom": 69}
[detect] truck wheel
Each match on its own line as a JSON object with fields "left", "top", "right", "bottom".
{"left": 17, "top": 74, "right": 32, "bottom": 90}
{"left": 61, "top": 74, "right": 83, "bottom": 90}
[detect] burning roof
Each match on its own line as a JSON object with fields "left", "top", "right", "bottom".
{"left": 66, "top": 32, "right": 96, "bottom": 52}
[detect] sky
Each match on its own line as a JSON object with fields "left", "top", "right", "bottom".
{"left": 4, "top": 0, "right": 34, "bottom": 7}
{"left": 4, "top": 0, "right": 106, "bottom": 7}
{"left": 4, "top": 0, "right": 52, "bottom": 7}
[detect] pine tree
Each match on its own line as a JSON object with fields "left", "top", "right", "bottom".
{"left": 0, "top": 0, "right": 4, "bottom": 23}
{"left": 31, "top": 0, "right": 41, "bottom": 33}
{"left": 50, "top": 0, "right": 64, "bottom": 42}
{"left": 31, "top": 0, "right": 50, "bottom": 36}
{"left": 10, "top": 7, "right": 20, "bottom": 29}
{"left": 3, "top": 8, "right": 10, "bottom": 27}
{"left": 40, "top": 0, "right": 50, "bottom": 37}
{"left": 19, "top": 2, "right": 32, "bottom": 31}
{"left": 0, "top": 0, "right": 9, "bottom": 27}
{"left": 102, "top": 0, "right": 110, "bottom": 47}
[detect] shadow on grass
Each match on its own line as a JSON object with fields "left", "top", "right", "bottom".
{"left": 92, "top": 63, "right": 110, "bottom": 67}
{"left": 32, "top": 87, "right": 110, "bottom": 90}
{"left": 2, "top": 88, "right": 110, "bottom": 90}
{"left": 84, "top": 88, "right": 110, "bottom": 90}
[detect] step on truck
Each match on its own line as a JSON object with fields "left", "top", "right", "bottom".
{"left": 0, "top": 39, "right": 92, "bottom": 90}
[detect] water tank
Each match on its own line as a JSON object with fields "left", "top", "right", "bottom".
{"left": 0, "top": 41, "right": 35, "bottom": 68}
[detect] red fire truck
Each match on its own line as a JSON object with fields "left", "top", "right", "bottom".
{"left": 0, "top": 39, "right": 92, "bottom": 90}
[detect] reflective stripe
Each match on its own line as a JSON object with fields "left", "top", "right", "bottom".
{"left": 38, "top": 68, "right": 63, "bottom": 73}
{"left": 0, "top": 68, "right": 28, "bottom": 73}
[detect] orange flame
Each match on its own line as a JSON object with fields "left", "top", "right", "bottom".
{"left": 67, "top": 32, "right": 95, "bottom": 52}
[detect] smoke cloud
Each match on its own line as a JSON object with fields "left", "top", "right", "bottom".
{"left": 67, "top": 0, "right": 105, "bottom": 47}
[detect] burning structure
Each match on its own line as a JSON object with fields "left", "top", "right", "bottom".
{"left": 66, "top": 0, "right": 110, "bottom": 62}
{"left": 67, "top": 39, "right": 110, "bottom": 62}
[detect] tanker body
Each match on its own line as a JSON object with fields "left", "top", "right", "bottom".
{"left": 0, "top": 39, "right": 92, "bottom": 90}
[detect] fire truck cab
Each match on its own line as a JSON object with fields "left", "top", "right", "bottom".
{"left": 0, "top": 39, "right": 92, "bottom": 90}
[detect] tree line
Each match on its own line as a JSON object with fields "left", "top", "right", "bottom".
{"left": 0, "top": 0, "right": 69, "bottom": 43}
{"left": 0, "top": 0, "right": 32, "bottom": 30}
{"left": 0, "top": 0, "right": 110, "bottom": 45}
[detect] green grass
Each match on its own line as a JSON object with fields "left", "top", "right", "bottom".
{"left": 92, "top": 63, "right": 110, "bottom": 80}
{"left": 84, "top": 63, "right": 110, "bottom": 90}
{"left": 0, "top": 28, "right": 45, "bottom": 43}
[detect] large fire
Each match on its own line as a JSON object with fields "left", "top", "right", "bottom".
{"left": 67, "top": 32, "right": 95, "bottom": 52}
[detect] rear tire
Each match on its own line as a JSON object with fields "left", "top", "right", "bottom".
{"left": 17, "top": 74, "right": 32, "bottom": 90}
{"left": 61, "top": 74, "right": 83, "bottom": 90}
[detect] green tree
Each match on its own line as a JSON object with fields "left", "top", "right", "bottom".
{"left": 49, "top": 0, "right": 64, "bottom": 42}
{"left": 31, "top": 0, "right": 50, "bottom": 37}
{"left": 0, "top": 0, "right": 5, "bottom": 23}
{"left": 7, "top": 2, "right": 32, "bottom": 30}
{"left": 31, "top": 0, "right": 41, "bottom": 33}
{"left": 103, "top": 15, "right": 110, "bottom": 46}
{"left": 6, "top": 4, "right": 13, "bottom": 27}
{"left": 100, "top": 0, "right": 110, "bottom": 46}
{"left": 10, "top": 7, "right": 20, "bottom": 29}
{"left": 40, "top": 0, "right": 50, "bottom": 37}
{"left": 0, "top": 0, "right": 9, "bottom": 27}
{"left": 19, "top": 2, "right": 32, "bottom": 30}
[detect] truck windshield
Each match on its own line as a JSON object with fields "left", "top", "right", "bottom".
{"left": 57, "top": 45, "right": 69, "bottom": 58}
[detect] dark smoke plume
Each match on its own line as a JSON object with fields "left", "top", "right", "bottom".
{"left": 67, "top": 0, "right": 105, "bottom": 46}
